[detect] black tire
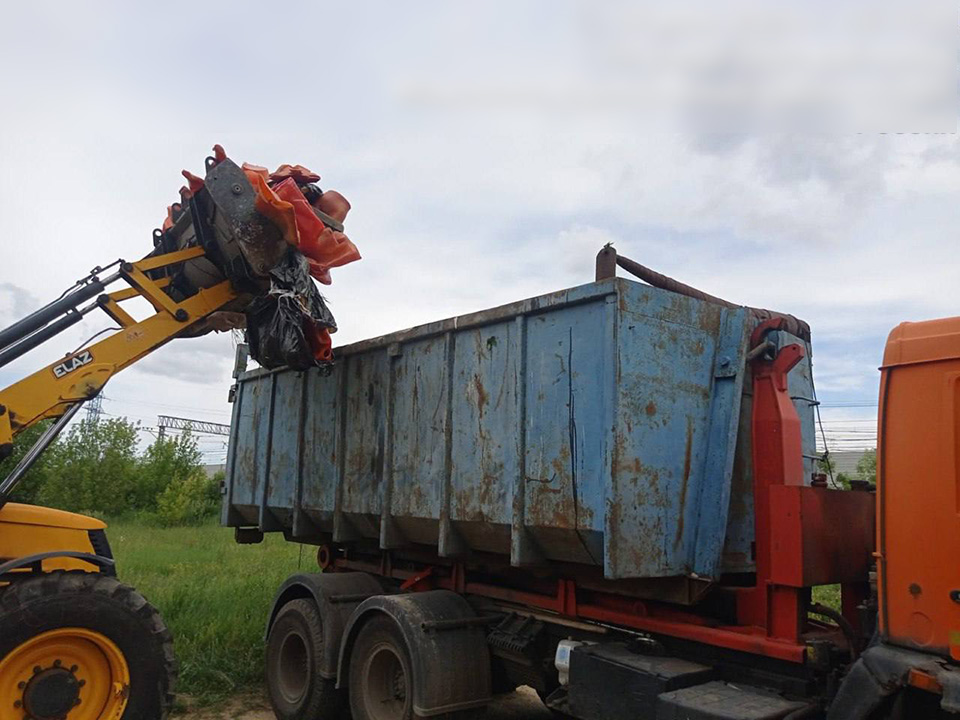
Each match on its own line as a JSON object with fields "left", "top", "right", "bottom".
{"left": 348, "top": 617, "right": 480, "bottom": 720}
{"left": 349, "top": 617, "right": 414, "bottom": 720}
{"left": 0, "top": 570, "right": 176, "bottom": 720}
{"left": 266, "top": 598, "right": 345, "bottom": 720}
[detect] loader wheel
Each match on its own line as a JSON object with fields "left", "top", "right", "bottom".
{"left": 265, "top": 598, "right": 344, "bottom": 720}
{"left": 0, "top": 570, "right": 176, "bottom": 720}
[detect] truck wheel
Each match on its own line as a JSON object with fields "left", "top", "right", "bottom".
{"left": 0, "top": 570, "right": 176, "bottom": 720}
{"left": 348, "top": 616, "right": 480, "bottom": 720}
{"left": 349, "top": 616, "right": 414, "bottom": 720}
{"left": 266, "top": 598, "right": 344, "bottom": 720}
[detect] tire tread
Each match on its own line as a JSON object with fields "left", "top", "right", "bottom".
{"left": 0, "top": 570, "right": 177, "bottom": 718}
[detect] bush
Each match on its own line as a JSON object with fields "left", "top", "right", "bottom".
{"left": 136, "top": 432, "right": 204, "bottom": 510}
{"left": 4, "top": 415, "right": 219, "bottom": 522}
{"left": 38, "top": 418, "right": 140, "bottom": 515}
{"left": 856, "top": 449, "right": 877, "bottom": 485}
{"left": 156, "top": 470, "right": 222, "bottom": 526}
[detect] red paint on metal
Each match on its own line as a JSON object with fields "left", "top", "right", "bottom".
{"left": 768, "top": 485, "right": 875, "bottom": 588}
{"left": 400, "top": 565, "right": 435, "bottom": 591}
{"left": 737, "top": 335, "right": 806, "bottom": 645}
{"left": 332, "top": 557, "right": 807, "bottom": 664}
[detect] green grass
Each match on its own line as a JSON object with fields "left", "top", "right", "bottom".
{"left": 813, "top": 584, "right": 842, "bottom": 610}
{"left": 106, "top": 518, "right": 305, "bottom": 707}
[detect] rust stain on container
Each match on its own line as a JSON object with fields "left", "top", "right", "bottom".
{"left": 674, "top": 417, "right": 694, "bottom": 549}
{"left": 473, "top": 375, "right": 488, "bottom": 417}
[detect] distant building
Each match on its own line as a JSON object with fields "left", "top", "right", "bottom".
{"left": 203, "top": 463, "right": 226, "bottom": 478}
{"left": 830, "top": 450, "right": 870, "bottom": 476}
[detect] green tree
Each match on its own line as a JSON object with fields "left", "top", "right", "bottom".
{"left": 0, "top": 420, "right": 55, "bottom": 505}
{"left": 156, "top": 468, "right": 221, "bottom": 525}
{"left": 38, "top": 418, "right": 140, "bottom": 515}
{"left": 856, "top": 449, "right": 877, "bottom": 485}
{"left": 135, "top": 431, "right": 203, "bottom": 510}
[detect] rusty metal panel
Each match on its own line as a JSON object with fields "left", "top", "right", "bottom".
{"left": 224, "top": 277, "right": 816, "bottom": 590}
{"left": 605, "top": 283, "right": 739, "bottom": 580}
{"left": 264, "top": 371, "right": 303, "bottom": 527}
{"left": 523, "top": 300, "right": 610, "bottom": 566}
{"left": 227, "top": 373, "right": 273, "bottom": 524}
{"left": 299, "top": 365, "right": 341, "bottom": 534}
{"left": 339, "top": 352, "right": 389, "bottom": 538}
{"left": 449, "top": 321, "right": 515, "bottom": 553}
{"left": 769, "top": 485, "right": 875, "bottom": 587}
{"left": 389, "top": 335, "right": 447, "bottom": 546}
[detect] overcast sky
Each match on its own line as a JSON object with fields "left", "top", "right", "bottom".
{"left": 0, "top": 3, "right": 955, "bottom": 462}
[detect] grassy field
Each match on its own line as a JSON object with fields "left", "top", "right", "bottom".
{"left": 106, "top": 519, "right": 304, "bottom": 708}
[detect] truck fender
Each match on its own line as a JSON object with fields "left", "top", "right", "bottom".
{"left": 337, "top": 590, "right": 492, "bottom": 717}
{"left": 265, "top": 571, "right": 383, "bottom": 680}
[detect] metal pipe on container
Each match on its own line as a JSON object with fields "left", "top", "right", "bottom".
{"left": 595, "top": 246, "right": 811, "bottom": 342}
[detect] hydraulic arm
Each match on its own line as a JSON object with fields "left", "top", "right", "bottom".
{"left": 0, "top": 246, "right": 239, "bottom": 500}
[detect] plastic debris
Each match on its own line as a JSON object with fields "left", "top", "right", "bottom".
{"left": 171, "top": 145, "right": 361, "bottom": 369}
{"left": 245, "top": 249, "right": 338, "bottom": 369}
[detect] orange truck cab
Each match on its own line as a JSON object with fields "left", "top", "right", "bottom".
{"left": 829, "top": 317, "right": 960, "bottom": 718}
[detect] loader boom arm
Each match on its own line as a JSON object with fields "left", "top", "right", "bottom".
{"left": 0, "top": 245, "right": 238, "bottom": 463}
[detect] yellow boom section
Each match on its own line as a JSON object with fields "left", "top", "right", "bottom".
{"left": 0, "top": 246, "right": 238, "bottom": 450}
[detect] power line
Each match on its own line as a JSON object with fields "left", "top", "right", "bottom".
{"left": 107, "top": 395, "right": 232, "bottom": 417}
{"left": 819, "top": 402, "right": 878, "bottom": 408}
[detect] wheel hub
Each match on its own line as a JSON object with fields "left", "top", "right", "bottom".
{"left": 23, "top": 666, "right": 80, "bottom": 720}
{"left": 391, "top": 666, "right": 406, "bottom": 702}
{"left": 0, "top": 627, "right": 130, "bottom": 720}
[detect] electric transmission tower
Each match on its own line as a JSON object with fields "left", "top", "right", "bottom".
{"left": 85, "top": 394, "right": 104, "bottom": 424}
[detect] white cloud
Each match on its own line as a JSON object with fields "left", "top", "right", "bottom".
{"left": 0, "top": 283, "right": 40, "bottom": 327}
{"left": 0, "top": 2, "right": 954, "bottom": 463}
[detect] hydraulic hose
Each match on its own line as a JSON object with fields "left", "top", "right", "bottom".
{"left": 810, "top": 602, "right": 861, "bottom": 660}
{"left": 0, "top": 279, "right": 106, "bottom": 352}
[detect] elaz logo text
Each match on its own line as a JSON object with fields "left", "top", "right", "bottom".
{"left": 53, "top": 351, "right": 93, "bottom": 379}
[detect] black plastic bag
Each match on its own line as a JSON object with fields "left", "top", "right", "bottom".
{"left": 246, "top": 249, "right": 336, "bottom": 370}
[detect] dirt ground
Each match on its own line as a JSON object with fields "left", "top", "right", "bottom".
{"left": 187, "top": 686, "right": 551, "bottom": 719}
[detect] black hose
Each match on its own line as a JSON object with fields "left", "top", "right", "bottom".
{"left": 810, "top": 602, "right": 861, "bottom": 660}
